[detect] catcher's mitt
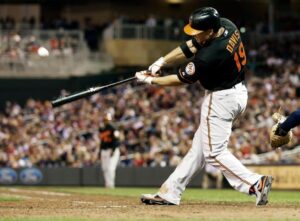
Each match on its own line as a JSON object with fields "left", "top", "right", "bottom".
{"left": 270, "top": 112, "right": 292, "bottom": 148}
{"left": 270, "top": 123, "right": 292, "bottom": 148}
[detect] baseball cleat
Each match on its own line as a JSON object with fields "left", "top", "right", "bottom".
{"left": 140, "top": 194, "right": 175, "bottom": 205}
{"left": 255, "top": 176, "right": 273, "bottom": 206}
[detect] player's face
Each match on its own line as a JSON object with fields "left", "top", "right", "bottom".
{"left": 193, "top": 29, "right": 214, "bottom": 46}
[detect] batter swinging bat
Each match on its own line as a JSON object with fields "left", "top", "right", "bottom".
{"left": 51, "top": 76, "right": 136, "bottom": 108}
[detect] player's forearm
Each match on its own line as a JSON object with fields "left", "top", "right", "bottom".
{"left": 163, "top": 47, "right": 187, "bottom": 66}
{"left": 151, "top": 74, "right": 183, "bottom": 86}
{"left": 163, "top": 40, "right": 197, "bottom": 66}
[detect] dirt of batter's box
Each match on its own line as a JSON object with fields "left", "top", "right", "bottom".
{"left": 0, "top": 188, "right": 299, "bottom": 220}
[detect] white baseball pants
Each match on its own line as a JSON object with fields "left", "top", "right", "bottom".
{"left": 101, "top": 148, "right": 120, "bottom": 188}
{"left": 157, "top": 82, "right": 262, "bottom": 205}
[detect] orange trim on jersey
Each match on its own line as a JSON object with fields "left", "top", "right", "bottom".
{"left": 213, "top": 158, "right": 252, "bottom": 186}
{"left": 206, "top": 93, "right": 213, "bottom": 152}
{"left": 205, "top": 93, "right": 252, "bottom": 187}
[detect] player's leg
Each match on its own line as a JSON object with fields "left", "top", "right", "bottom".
{"left": 107, "top": 148, "right": 120, "bottom": 188}
{"left": 157, "top": 127, "right": 206, "bottom": 204}
{"left": 201, "top": 86, "right": 272, "bottom": 205}
{"left": 101, "top": 149, "right": 111, "bottom": 188}
{"left": 141, "top": 127, "right": 205, "bottom": 205}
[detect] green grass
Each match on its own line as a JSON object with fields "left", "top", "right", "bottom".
{"left": 1, "top": 186, "right": 300, "bottom": 204}
{"left": 38, "top": 187, "right": 300, "bottom": 204}
{"left": 0, "top": 195, "right": 22, "bottom": 202}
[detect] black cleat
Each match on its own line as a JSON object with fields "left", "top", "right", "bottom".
{"left": 140, "top": 194, "right": 175, "bottom": 205}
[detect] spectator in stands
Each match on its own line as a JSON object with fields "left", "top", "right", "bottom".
{"left": 145, "top": 14, "right": 157, "bottom": 39}
{"left": 84, "top": 17, "right": 99, "bottom": 51}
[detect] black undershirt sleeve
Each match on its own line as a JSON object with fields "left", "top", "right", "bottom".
{"left": 179, "top": 42, "right": 194, "bottom": 59}
{"left": 177, "top": 62, "right": 199, "bottom": 84}
{"left": 192, "top": 38, "right": 202, "bottom": 50}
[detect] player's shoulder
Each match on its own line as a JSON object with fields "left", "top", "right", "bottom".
{"left": 220, "top": 18, "right": 238, "bottom": 31}
{"left": 196, "top": 18, "right": 238, "bottom": 61}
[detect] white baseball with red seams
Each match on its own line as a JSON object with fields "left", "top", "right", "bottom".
{"left": 156, "top": 82, "right": 262, "bottom": 205}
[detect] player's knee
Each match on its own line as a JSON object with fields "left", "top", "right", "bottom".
{"left": 203, "top": 147, "right": 227, "bottom": 162}
{"left": 203, "top": 152, "right": 215, "bottom": 162}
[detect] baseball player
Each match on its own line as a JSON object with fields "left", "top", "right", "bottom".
{"left": 270, "top": 109, "right": 296, "bottom": 148}
{"left": 99, "top": 113, "right": 120, "bottom": 188}
{"left": 136, "top": 7, "right": 272, "bottom": 206}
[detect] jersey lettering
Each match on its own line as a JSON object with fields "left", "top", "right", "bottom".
{"left": 100, "top": 130, "right": 112, "bottom": 142}
{"left": 226, "top": 30, "right": 240, "bottom": 53}
{"left": 233, "top": 42, "right": 247, "bottom": 72}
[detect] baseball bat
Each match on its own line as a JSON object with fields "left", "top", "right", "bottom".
{"left": 51, "top": 76, "right": 136, "bottom": 108}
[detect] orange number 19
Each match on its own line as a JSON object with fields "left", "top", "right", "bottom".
{"left": 234, "top": 42, "right": 247, "bottom": 72}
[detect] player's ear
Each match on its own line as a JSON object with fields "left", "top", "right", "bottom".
{"left": 208, "top": 29, "right": 214, "bottom": 36}
{"left": 203, "top": 29, "right": 213, "bottom": 37}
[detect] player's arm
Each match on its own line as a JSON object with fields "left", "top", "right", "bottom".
{"left": 164, "top": 40, "right": 198, "bottom": 64}
{"left": 114, "top": 130, "right": 120, "bottom": 138}
{"left": 152, "top": 75, "right": 184, "bottom": 86}
{"left": 135, "top": 72, "right": 183, "bottom": 86}
{"left": 136, "top": 61, "right": 199, "bottom": 86}
{"left": 149, "top": 39, "right": 200, "bottom": 75}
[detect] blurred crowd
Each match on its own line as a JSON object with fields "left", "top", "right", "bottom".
{"left": 1, "top": 39, "right": 300, "bottom": 168}
{"left": 0, "top": 32, "right": 80, "bottom": 71}
{"left": 1, "top": 16, "right": 300, "bottom": 168}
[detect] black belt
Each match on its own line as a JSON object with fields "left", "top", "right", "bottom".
{"left": 209, "top": 80, "right": 246, "bottom": 91}
{"left": 232, "top": 80, "right": 246, "bottom": 88}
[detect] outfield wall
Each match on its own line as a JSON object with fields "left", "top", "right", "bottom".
{"left": 1, "top": 166, "right": 300, "bottom": 189}
{"left": 0, "top": 167, "right": 204, "bottom": 187}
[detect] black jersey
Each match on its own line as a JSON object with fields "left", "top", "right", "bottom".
{"left": 99, "top": 123, "right": 119, "bottom": 150}
{"left": 177, "top": 18, "right": 246, "bottom": 90}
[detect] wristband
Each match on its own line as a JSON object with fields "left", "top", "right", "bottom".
{"left": 180, "top": 42, "right": 194, "bottom": 59}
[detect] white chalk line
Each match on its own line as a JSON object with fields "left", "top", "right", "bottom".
{"left": 7, "top": 188, "right": 71, "bottom": 196}
{"left": 72, "top": 200, "right": 128, "bottom": 208}
{"left": 0, "top": 193, "right": 34, "bottom": 200}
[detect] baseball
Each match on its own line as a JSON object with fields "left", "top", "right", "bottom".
{"left": 37, "top": 47, "right": 49, "bottom": 57}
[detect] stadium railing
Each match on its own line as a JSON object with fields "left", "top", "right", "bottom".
{"left": 0, "top": 29, "right": 114, "bottom": 78}
{"left": 106, "top": 24, "right": 186, "bottom": 41}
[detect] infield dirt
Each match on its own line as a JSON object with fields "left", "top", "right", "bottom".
{"left": 0, "top": 187, "right": 299, "bottom": 221}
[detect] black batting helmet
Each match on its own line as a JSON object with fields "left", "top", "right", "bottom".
{"left": 184, "top": 7, "right": 221, "bottom": 36}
